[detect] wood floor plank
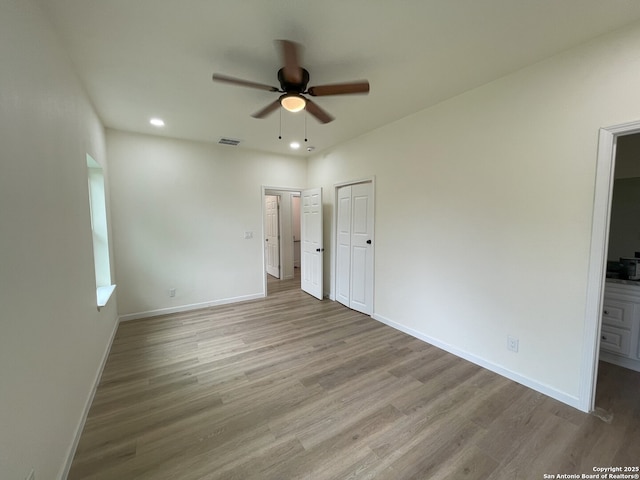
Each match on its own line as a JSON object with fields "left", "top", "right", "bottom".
{"left": 69, "top": 272, "right": 640, "bottom": 479}
{"left": 261, "top": 405, "right": 404, "bottom": 480}
{"left": 384, "top": 414, "right": 485, "bottom": 479}
{"left": 437, "top": 445, "right": 500, "bottom": 480}
{"left": 485, "top": 413, "right": 578, "bottom": 480}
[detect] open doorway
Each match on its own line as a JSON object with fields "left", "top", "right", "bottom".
{"left": 583, "top": 121, "right": 640, "bottom": 413}
{"left": 263, "top": 187, "right": 302, "bottom": 296}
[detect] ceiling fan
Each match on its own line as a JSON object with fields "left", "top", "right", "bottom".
{"left": 212, "top": 40, "right": 370, "bottom": 124}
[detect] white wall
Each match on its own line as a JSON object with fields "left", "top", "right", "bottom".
{"left": 0, "top": 1, "right": 118, "bottom": 479}
{"left": 107, "top": 130, "right": 307, "bottom": 318}
{"left": 308, "top": 20, "right": 640, "bottom": 409}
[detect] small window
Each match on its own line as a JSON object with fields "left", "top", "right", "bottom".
{"left": 87, "top": 154, "right": 115, "bottom": 308}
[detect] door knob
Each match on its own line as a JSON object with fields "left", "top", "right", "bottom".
{"left": 366, "top": 239, "right": 372, "bottom": 244}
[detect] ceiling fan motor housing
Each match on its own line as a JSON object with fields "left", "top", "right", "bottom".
{"left": 277, "top": 67, "right": 310, "bottom": 93}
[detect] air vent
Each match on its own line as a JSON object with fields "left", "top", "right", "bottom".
{"left": 218, "top": 137, "right": 241, "bottom": 146}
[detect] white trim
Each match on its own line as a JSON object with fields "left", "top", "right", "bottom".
{"left": 59, "top": 315, "right": 120, "bottom": 479}
{"left": 118, "top": 293, "right": 264, "bottom": 322}
{"left": 372, "top": 313, "right": 582, "bottom": 410}
{"left": 580, "top": 128, "right": 616, "bottom": 412}
{"left": 333, "top": 177, "right": 377, "bottom": 189}
{"left": 261, "top": 185, "right": 267, "bottom": 296}
{"left": 262, "top": 185, "right": 305, "bottom": 192}
{"left": 581, "top": 120, "right": 640, "bottom": 413}
{"left": 96, "top": 284, "right": 116, "bottom": 309}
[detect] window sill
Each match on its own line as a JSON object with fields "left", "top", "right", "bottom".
{"left": 97, "top": 284, "right": 116, "bottom": 311}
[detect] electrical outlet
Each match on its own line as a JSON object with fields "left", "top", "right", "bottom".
{"left": 26, "top": 469, "right": 35, "bottom": 480}
{"left": 244, "top": 231, "right": 253, "bottom": 239}
{"left": 169, "top": 288, "right": 176, "bottom": 297}
{"left": 507, "top": 336, "right": 519, "bottom": 353}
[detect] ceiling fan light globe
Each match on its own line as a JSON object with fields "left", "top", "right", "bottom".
{"left": 281, "top": 94, "right": 306, "bottom": 113}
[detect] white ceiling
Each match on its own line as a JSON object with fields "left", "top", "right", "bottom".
{"left": 39, "top": 0, "right": 640, "bottom": 157}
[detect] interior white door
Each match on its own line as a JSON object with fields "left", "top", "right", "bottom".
{"left": 301, "top": 187, "right": 323, "bottom": 299}
{"left": 265, "top": 195, "right": 280, "bottom": 278}
{"left": 335, "top": 182, "right": 374, "bottom": 315}
{"left": 336, "top": 185, "right": 352, "bottom": 306}
{"left": 349, "top": 182, "right": 374, "bottom": 315}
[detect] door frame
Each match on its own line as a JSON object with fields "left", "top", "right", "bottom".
{"left": 261, "top": 185, "right": 303, "bottom": 296}
{"left": 292, "top": 193, "right": 301, "bottom": 268}
{"left": 331, "top": 176, "right": 376, "bottom": 311}
{"left": 581, "top": 120, "right": 640, "bottom": 412}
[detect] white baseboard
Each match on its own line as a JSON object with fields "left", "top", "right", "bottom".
{"left": 59, "top": 315, "right": 120, "bottom": 479}
{"left": 119, "top": 293, "right": 265, "bottom": 322}
{"left": 372, "top": 312, "right": 584, "bottom": 412}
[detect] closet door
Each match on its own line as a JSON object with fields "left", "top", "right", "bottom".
{"left": 349, "top": 182, "right": 374, "bottom": 315}
{"left": 336, "top": 186, "right": 352, "bottom": 307}
{"left": 336, "top": 182, "right": 374, "bottom": 315}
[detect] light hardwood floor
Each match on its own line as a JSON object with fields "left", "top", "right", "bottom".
{"left": 69, "top": 273, "right": 640, "bottom": 479}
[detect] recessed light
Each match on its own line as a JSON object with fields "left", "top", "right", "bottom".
{"left": 290, "top": 142, "right": 300, "bottom": 149}
{"left": 149, "top": 118, "right": 165, "bottom": 127}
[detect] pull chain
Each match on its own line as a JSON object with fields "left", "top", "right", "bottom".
{"left": 304, "top": 110, "right": 308, "bottom": 142}
{"left": 278, "top": 107, "right": 282, "bottom": 140}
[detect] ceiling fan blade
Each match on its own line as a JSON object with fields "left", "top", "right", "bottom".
{"left": 251, "top": 100, "right": 281, "bottom": 119}
{"left": 276, "top": 39, "right": 303, "bottom": 84}
{"left": 307, "top": 81, "right": 370, "bottom": 96}
{"left": 212, "top": 73, "right": 279, "bottom": 92}
{"left": 304, "top": 98, "right": 334, "bottom": 124}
